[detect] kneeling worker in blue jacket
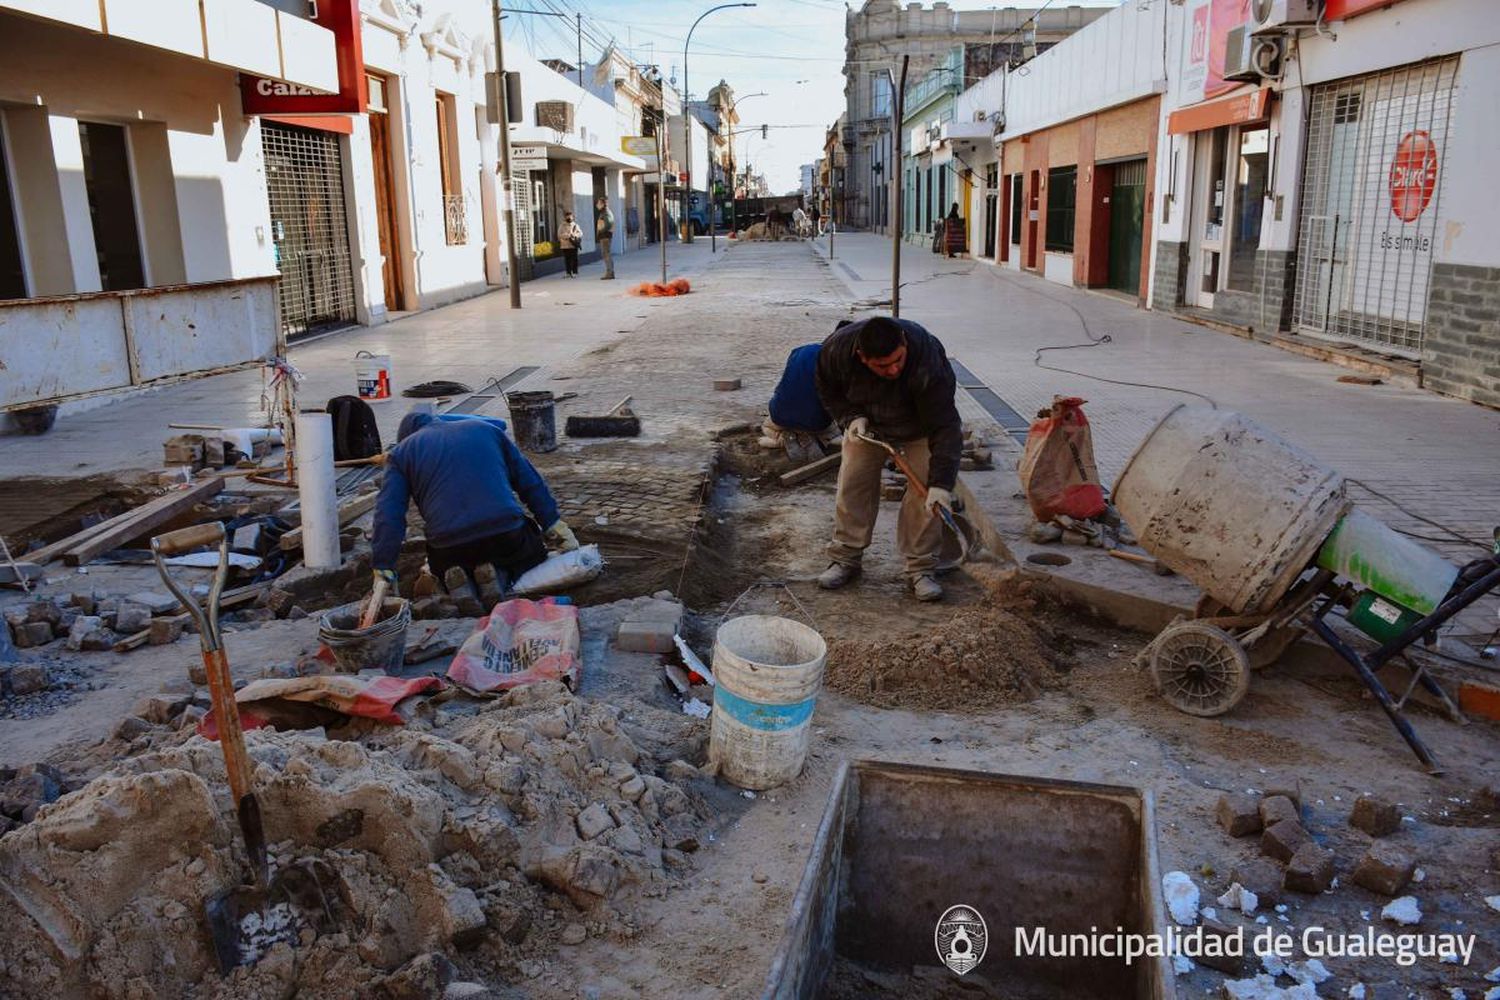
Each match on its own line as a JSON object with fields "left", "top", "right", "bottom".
{"left": 370, "top": 410, "right": 578, "bottom": 596}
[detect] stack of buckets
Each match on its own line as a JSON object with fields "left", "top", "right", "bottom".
{"left": 708, "top": 616, "right": 828, "bottom": 790}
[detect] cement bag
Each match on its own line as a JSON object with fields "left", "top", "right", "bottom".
{"left": 1018, "top": 395, "right": 1107, "bottom": 522}
{"left": 198, "top": 674, "right": 445, "bottom": 737}
{"left": 510, "top": 544, "right": 604, "bottom": 595}
{"left": 447, "top": 597, "right": 581, "bottom": 693}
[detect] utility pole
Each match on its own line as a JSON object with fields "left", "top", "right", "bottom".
{"left": 492, "top": 0, "right": 522, "bottom": 309}
{"left": 890, "top": 55, "right": 908, "bottom": 319}
{"left": 656, "top": 104, "right": 668, "bottom": 283}
{"left": 576, "top": 13, "right": 583, "bottom": 88}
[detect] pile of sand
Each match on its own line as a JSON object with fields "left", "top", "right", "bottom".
{"left": 823, "top": 590, "right": 1074, "bottom": 710}
{"left": 0, "top": 681, "right": 714, "bottom": 997}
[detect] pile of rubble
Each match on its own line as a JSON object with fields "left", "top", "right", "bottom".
{"left": 0, "top": 680, "right": 716, "bottom": 997}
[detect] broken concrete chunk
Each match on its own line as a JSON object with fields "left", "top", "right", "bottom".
{"left": 1217, "top": 792, "right": 1263, "bottom": 837}
{"left": 1262, "top": 782, "right": 1301, "bottom": 810}
{"left": 560, "top": 922, "right": 587, "bottom": 945}
{"left": 114, "top": 602, "right": 151, "bottom": 635}
{"left": 24, "top": 601, "right": 62, "bottom": 627}
{"left": 1261, "top": 819, "right": 1313, "bottom": 863}
{"left": 126, "top": 591, "right": 179, "bottom": 615}
{"left": 1349, "top": 794, "right": 1401, "bottom": 837}
{"left": 1284, "top": 842, "right": 1336, "bottom": 894}
{"left": 437, "top": 884, "right": 488, "bottom": 948}
{"left": 1352, "top": 842, "right": 1416, "bottom": 897}
{"left": 1197, "top": 915, "right": 1247, "bottom": 974}
{"left": 8, "top": 663, "right": 50, "bottom": 695}
{"left": 79, "top": 629, "right": 116, "bottom": 652}
{"left": 11, "top": 621, "right": 53, "bottom": 648}
{"left": 148, "top": 618, "right": 185, "bottom": 645}
{"left": 616, "top": 619, "right": 679, "bottom": 654}
{"left": 70, "top": 592, "right": 97, "bottom": 615}
{"left": 1259, "top": 794, "right": 1300, "bottom": 830}
{"left": 576, "top": 802, "right": 615, "bottom": 841}
{"left": 132, "top": 695, "right": 186, "bottom": 725}
{"left": 112, "top": 716, "right": 153, "bottom": 742}
{"left": 65, "top": 615, "right": 103, "bottom": 651}
{"left": 619, "top": 776, "right": 646, "bottom": 801}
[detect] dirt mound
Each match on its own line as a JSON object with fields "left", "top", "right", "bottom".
{"left": 823, "top": 589, "right": 1075, "bottom": 710}
{"left": 0, "top": 681, "right": 715, "bottom": 997}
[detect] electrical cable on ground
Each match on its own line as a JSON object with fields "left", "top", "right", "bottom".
{"left": 1345, "top": 478, "right": 1491, "bottom": 551}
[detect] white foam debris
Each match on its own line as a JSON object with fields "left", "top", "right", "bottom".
{"left": 681, "top": 697, "right": 711, "bottom": 719}
{"left": 1381, "top": 895, "right": 1422, "bottom": 926}
{"left": 1173, "top": 953, "right": 1195, "bottom": 975}
{"left": 1441, "top": 950, "right": 1461, "bottom": 964}
{"left": 1450, "top": 990, "right": 1467, "bottom": 1000}
{"left": 1484, "top": 988, "right": 1500, "bottom": 1000}
{"left": 1163, "top": 871, "right": 1200, "bottom": 926}
{"left": 1223, "top": 974, "right": 1319, "bottom": 1000}
{"left": 1347, "top": 985, "right": 1366, "bottom": 1000}
{"left": 1219, "top": 881, "right": 1260, "bottom": 915}
{"left": 1413, "top": 867, "right": 1426, "bottom": 882}
{"left": 1286, "top": 959, "right": 1332, "bottom": 985}
{"left": 1485, "top": 895, "right": 1500, "bottom": 913}
{"left": 1485, "top": 966, "right": 1500, "bottom": 983}
{"left": 1201, "top": 906, "right": 1219, "bottom": 921}
{"left": 1262, "top": 953, "right": 1287, "bottom": 978}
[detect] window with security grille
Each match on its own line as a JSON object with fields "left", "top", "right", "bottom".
{"left": 262, "top": 122, "right": 356, "bottom": 340}
{"left": 1292, "top": 56, "right": 1459, "bottom": 355}
{"left": 1046, "top": 165, "right": 1076, "bottom": 253}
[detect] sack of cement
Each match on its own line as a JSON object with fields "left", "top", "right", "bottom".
{"left": 510, "top": 544, "right": 604, "bottom": 595}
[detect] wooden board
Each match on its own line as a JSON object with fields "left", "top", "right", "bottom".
{"left": 778, "top": 452, "right": 841, "bottom": 487}
{"left": 62, "top": 478, "right": 225, "bottom": 566}
{"left": 278, "top": 490, "right": 379, "bottom": 551}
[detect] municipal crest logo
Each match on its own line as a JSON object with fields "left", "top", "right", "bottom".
{"left": 935, "top": 904, "right": 987, "bottom": 975}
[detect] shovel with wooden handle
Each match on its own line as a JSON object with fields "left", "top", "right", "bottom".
{"left": 851, "top": 430, "right": 989, "bottom": 564}
{"left": 150, "top": 521, "right": 268, "bottom": 885}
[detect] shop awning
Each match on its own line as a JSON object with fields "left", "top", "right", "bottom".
{"left": 1167, "top": 88, "right": 1270, "bottom": 135}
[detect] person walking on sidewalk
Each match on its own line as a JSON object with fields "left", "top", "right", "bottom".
{"left": 559, "top": 212, "right": 583, "bottom": 277}
{"left": 370, "top": 411, "right": 579, "bottom": 600}
{"left": 814, "top": 316, "right": 963, "bottom": 602}
{"left": 595, "top": 196, "right": 615, "bottom": 280}
{"left": 943, "top": 203, "right": 964, "bottom": 258}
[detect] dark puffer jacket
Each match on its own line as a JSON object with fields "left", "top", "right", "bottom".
{"left": 814, "top": 317, "right": 964, "bottom": 491}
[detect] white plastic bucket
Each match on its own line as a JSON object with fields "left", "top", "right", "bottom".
{"left": 708, "top": 615, "right": 827, "bottom": 790}
{"left": 355, "top": 351, "right": 393, "bottom": 401}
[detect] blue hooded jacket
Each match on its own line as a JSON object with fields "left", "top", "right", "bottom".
{"left": 371, "top": 413, "right": 560, "bottom": 569}
{"left": 768, "top": 343, "right": 832, "bottom": 432}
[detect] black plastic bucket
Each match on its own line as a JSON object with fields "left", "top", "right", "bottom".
{"left": 505, "top": 390, "right": 557, "bottom": 453}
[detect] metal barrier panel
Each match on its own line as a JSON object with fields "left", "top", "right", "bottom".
{"left": 1292, "top": 56, "right": 1459, "bottom": 356}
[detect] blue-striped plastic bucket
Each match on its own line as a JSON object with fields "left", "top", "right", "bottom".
{"left": 708, "top": 615, "right": 827, "bottom": 790}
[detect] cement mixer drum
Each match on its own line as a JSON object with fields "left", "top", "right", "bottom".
{"left": 1114, "top": 405, "right": 1349, "bottom": 615}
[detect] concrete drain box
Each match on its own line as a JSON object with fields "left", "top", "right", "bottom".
{"left": 763, "top": 760, "right": 1174, "bottom": 999}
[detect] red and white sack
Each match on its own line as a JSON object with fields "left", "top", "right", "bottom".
{"left": 446, "top": 597, "right": 582, "bottom": 693}
{"left": 1017, "top": 395, "right": 1107, "bottom": 522}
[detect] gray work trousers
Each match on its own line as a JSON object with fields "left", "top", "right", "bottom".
{"left": 826, "top": 434, "right": 943, "bottom": 577}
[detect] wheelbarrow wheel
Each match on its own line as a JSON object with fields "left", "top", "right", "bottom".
{"left": 1150, "top": 621, "right": 1250, "bottom": 718}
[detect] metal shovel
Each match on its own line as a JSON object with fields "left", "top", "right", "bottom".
{"left": 852, "top": 430, "right": 989, "bottom": 564}
{"left": 152, "top": 522, "right": 268, "bottom": 882}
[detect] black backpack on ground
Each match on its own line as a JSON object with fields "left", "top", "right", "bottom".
{"left": 326, "top": 395, "right": 382, "bottom": 461}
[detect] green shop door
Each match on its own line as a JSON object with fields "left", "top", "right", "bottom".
{"left": 1107, "top": 159, "right": 1147, "bottom": 295}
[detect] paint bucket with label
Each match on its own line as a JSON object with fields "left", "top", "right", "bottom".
{"left": 354, "top": 351, "right": 393, "bottom": 402}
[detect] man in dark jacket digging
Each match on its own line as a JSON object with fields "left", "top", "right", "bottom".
{"left": 370, "top": 411, "right": 578, "bottom": 598}
{"left": 814, "top": 315, "right": 963, "bottom": 602}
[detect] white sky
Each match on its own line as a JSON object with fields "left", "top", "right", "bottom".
{"left": 504, "top": 0, "right": 1123, "bottom": 193}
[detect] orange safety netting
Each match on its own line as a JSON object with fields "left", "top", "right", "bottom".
{"left": 628, "top": 277, "right": 692, "bottom": 297}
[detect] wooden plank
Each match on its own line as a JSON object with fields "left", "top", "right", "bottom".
{"left": 278, "top": 490, "right": 379, "bottom": 551}
{"left": 778, "top": 451, "right": 842, "bottom": 487}
{"left": 63, "top": 478, "right": 225, "bottom": 566}
{"left": 27, "top": 481, "right": 217, "bottom": 565}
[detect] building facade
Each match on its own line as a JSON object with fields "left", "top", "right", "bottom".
{"left": 961, "top": 0, "right": 1166, "bottom": 300}
{"left": 1151, "top": 0, "right": 1500, "bottom": 407}
{"left": 0, "top": 0, "right": 649, "bottom": 420}
{"left": 842, "top": 0, "right": 1105, "bottom": 234}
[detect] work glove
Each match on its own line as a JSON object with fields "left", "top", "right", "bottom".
{"left": 926, "top": 487, "right": 954, "bottom": 519}
{"left": 546, "top": 519, "right": 580, "bottom": 552}
{"left": 373, "top": 568, "right": 398, "bottom": 587}
{"left": 845, "top": 416, "right": 871, "bottom": 441}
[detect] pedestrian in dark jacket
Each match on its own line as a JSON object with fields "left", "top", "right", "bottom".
{"left": 814, "top": 316, "right": 963, "bottom": 601}
{"left": 943, "top": 203, "right": 964, "bottom": 258}
{"left": 370, "top": 411, "right": 579, "bottom": 599}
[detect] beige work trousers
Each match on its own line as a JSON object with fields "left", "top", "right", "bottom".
{"left": 826, "top": 434, "right": 943, "bottom": 577}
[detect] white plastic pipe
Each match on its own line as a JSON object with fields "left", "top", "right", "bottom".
{"left": 295, "top": 409, "right": 341, "bottom": 569}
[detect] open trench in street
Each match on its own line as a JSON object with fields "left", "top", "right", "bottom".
{"left": 0, "top": 242, "right": 1498, "bottom": 999}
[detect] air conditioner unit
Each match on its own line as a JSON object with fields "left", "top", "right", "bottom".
{"left": 1251, "top": 0, "right": 1319, "bottom": 35}
{"left": 1224, "top": 24, "right": 1285, "bottom": 81}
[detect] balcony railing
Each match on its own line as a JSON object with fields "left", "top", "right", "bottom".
{"left": 444, "top": 195, "right": 468, "bottom": 246}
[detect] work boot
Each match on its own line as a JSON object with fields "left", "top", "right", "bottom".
{"left": 474, "top": 563, "right": 503, "bottom": 605}
{"left": 911, "top": 574, "right": 943, "bottom": 603}
{"left": 817, "top": 562, "right": 861, "bottom": 590}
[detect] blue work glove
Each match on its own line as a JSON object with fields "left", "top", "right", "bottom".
{"left": 373, "top": 568, "right": 398, "bottom": 587}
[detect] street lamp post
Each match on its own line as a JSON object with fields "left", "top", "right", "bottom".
{"left": 491, "top": 0, "right": 522, "bottom": 309}
{"left": 682, "top": 2, "right": 755, "bottom": 244}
